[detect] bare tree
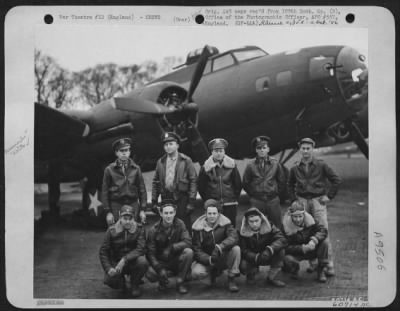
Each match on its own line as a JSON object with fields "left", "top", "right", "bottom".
{"left": 157, "top": 56, "right": 184, "bottom": 77}
{"left": 49, "top": 68, "right": 74, "bottom": 109}
{"left": 117, "top": 64, "right": 141, "bottom": 94}
{"left": 137, "top": 60, "right": 158, "bottom": 85}
{"left": 34, "top": 51, "right": 183, "bottom": 109}
{"left": 77, "top": 63, "right": 123, "bottom": 106}
{"left": 34, "top": 49, "right": 57, "bottom": 105}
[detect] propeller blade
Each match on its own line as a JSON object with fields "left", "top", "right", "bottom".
{"left": 187, "top": 122, "right": 209, "bottom": 164}
{"left": 113, "top": 96, "right": 176, "bottom": 115}
{"left": 347, "top": 120, "right": 369, "bottom": 159}
{"left": 187, "top": 45, "right": 211, "bottom": 102}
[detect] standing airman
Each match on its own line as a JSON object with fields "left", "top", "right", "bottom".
{"left": 151, "top": 132, "right": 197, "bottom": 232}
{"left": 102, "top": 138, "right": 147, "bottom": 226}
{"left": 242, "top": 136, "right": 286, "bottom": 229}
{"left": 198, "top": 138, "right": 242, "bottom": 227}
{"left": 287, "top": 137, "right": 341, "bottom": 276}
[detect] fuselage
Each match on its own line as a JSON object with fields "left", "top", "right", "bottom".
{"left": 59, "top": 45, "right": 367, "bottom": 173}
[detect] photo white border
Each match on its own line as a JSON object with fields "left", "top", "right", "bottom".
{"left": 4, "top": 5, "right": 396, "bottom": 308}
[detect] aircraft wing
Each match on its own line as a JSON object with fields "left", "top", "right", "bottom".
{"left": 35, "top": 103, "right": 90, "bottom": 160}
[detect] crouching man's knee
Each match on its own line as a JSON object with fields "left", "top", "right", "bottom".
{"left": 135, "top": 256, "right": 149, "bottom": 270}
{"left": 145, "top": 266, "right": 159, "bottom": 283}
{"left": 229, "top": 245, "right": 241, "bottom": 258}
{"left": 181, "top": 248, "right": 194, "bottom": 260}
{"left": 191, "top": 262, "right": 209, "bottom": 280}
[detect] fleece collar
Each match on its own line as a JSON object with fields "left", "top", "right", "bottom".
{"left": 240, "top": 207, "right": 272, "bottom": 237}
{"left": 282, "top": 212, "right": 315, "bottom": 235}
{"left": 192, "top": 214, "right": 231, "bottom": 232}
{"left": 203, "top": 155, "right": 235, "bottom": 173}
{"left": 113, "top": 219, "right": 138, "bottom": 234}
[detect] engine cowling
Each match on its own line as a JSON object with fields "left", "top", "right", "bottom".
{"left": 327, "top": 121, "right": 350, "bottom": 142}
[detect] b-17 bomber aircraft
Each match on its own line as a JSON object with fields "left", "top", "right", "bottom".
{"left": 34, "top": 44, "right": 368, "bottom": 220}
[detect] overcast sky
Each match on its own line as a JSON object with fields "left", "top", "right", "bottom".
{"left": 35, "top": 25, "right": 368, "bottom": 71}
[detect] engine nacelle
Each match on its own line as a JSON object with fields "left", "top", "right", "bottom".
{"left": 327, "top": 122, "right": 350, "bottom": 142}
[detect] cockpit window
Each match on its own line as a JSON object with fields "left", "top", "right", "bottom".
{"left": 233, "top": 49, "right": 267, "bottom": 62}
{"left": 212, "top": 54, "right": 235, "bottom": 72}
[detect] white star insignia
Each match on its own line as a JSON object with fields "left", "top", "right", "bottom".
{"left": 88, "top": 191, "right": 102, "bottom": 216}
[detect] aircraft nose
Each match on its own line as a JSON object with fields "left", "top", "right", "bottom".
{"left": 336, "top": 46, "right": 368, "bottom": 112}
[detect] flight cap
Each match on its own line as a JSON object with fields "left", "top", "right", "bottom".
{"left": 112, "top": 138, "right": 132, "bottom": 151}
{"left": 298, "top": 137, "right": 315, "bottom": 147}
{"left": 120, "top": 205, "right": 134, "bottom": 217}
{"left": 162, "top": 132, "right": 180, "bottom": 144}
{"left": 252, "top": 136, "right": 271, "bottom": 149}
{"left": 208, "top": 138, "right": 228, "bottom": 150}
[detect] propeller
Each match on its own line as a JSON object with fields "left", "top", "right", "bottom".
{"left": 114, "top": 46, "right": 213, "bottom": 164}
{"left": 187, "top": 46, "right": 212, "bottom": 103}
{"left": 345, "top": 119, "right": 368, "bottom": 159}
{"left": 181, "top": 46, "right": 212, "bottom": 163}
{"left": 187, "top": 121, "right": 210, "bottom": 164}
{"left": 114, "top": 45, "right": 212, "bottom": 115}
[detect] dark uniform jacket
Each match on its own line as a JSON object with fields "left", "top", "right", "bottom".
{"left": 147, "top": 218, "right": 192, "bottom": 273}
{"left": 287, "top": 157, "right": 341, "bottom": 201}
{"left": 282, "top": 212, "right": 328, "bottom": 256}
{"left": 102, "top": 158, "right": 147, "bottom": 213}
{"left": 239, "top": 207, "right": 287, "bottom": 263}
{"left": 192, "top": 214, "right": 238, "bottom": 266}
{"left": 242, "top": 156, "right": 286, "bottom": 201}
{"left": 99, "top": 220, "right": 146, "bottom": 273}
{"left": 152, "top": 153, "right": 197, "bottom": 203}
{"left": 198, "top": 155, "right": 242, "bottom": 205}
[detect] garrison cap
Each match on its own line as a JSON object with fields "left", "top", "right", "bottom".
{"left": 208, "top": 138, "right": 228, "bottom": 150}
{"left": 288, "top": 201, "right": 306, "bottom": 216}
{"left": 298, "top": 137, "right": 315, "bottom": 147}
{"left": 252, "top": 136, "right": 271, "bottom": 149}
{"left": 120, "top": 205, "right": 134, "bottom": 217}
{"left": 204, "top": 199, "right": 222, "bottom": 212}
{"left": 112, "top": 137, "right": 131, "bottom": 151}
{"left": 162, "top": 132, "right": 180, "bottom": 144}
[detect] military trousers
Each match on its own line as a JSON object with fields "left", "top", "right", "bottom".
{"left": 284, "top": 239, "right": 329, "bottom": 273}
{"left": 192, "top": 245, "right": 241, "bottom": 280}
{"left": 222, "top": 203, "right": 238, "bottom": 228}
{"left": 240, "top": 248, "right": 285, "bottom": 275}
{"left": 249, "top": 196, "right": 282, "bottom": 229}
{"left": 103, "top": 255, "right": 148, "bottom": 289}
{"left": 146, "top": 248, "right": 194, "bottom": 282}
{"left": 297, "top": 196, "right": 333, "bottom": 266}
